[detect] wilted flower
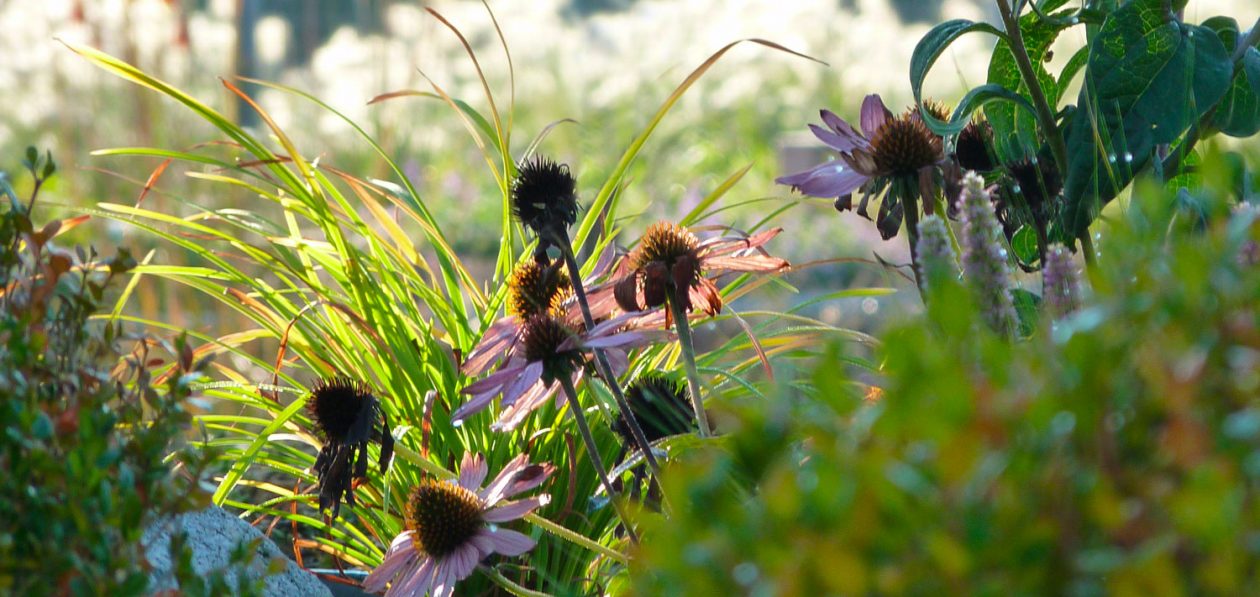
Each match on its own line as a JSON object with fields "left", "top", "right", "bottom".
{"left": 954, "top": 120, "right": 997, "bottom": 173}
{"left": 455, "top": 313, "right": 668, "bottom": 431}
{"left": 958, "top": 173, "right": 1019, "bottom": 337}
{"left": 608, "top": 222, "right": 788, "bottom": 317}
{"left": 612, "top": 373, "right": 696, "bottom": 448}
{"left": 1006, "top": 157, "right": 1062, "bottom": 224}
{"left": 363, "top": 453, "right": 553, "bottom": 597}
{"left": 777, "top": 94, "right": 947, "bottom": 240}
{"left": 915, "top": 215, "right": 958, "bottom": 294}
{"left": 1042, "top": 243, "right": 1083, "bottom": 319}
{"left": 306, "top": 377, "right": 394, "bottom": 517}
{"left": 511, "top": 155, "right": 579, "bottom": 253}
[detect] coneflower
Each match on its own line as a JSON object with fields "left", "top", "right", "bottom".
{"left": 612, "top": 373, "right": 696, "bottom": 448}
{"left": 954, "top": 120, "right": 997, "bottom": 173}
{"left": 306, "top": 377, "right": 394, "bottom": 517}
{"left": 506, "top": 258, "right": 571, "bottom": 320}
{"left": 511, "top": 156, "right": 580, "bottom": 254}
{"left": 363, "top": 453, "right": 553, "bottom": 597}
{"left": 915, "top": 215, "right": 958, "bottom": 295}
{"left": 958, "top": 172, "right": 1019, "bottom": 338}
{"left": 1042, "top": 243, "right": 1082, "bottom": 319}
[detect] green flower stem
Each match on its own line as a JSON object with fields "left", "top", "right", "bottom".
{"left": 558, "top": 374, "right": 640, "bottom": 544}
{"left": 665, "top": 286, "right": 712, "bottom": 438}
{"left": 480, "top": 565, "right": 554, "bottom": 597}
{"left": 904, "top": 191, "right": 925, "bottom": 299}
{"left": 996, "top": 0, "right": 1068, "bottom": 173}
{"left": 932, "top": 193, "right": 964, "bottom": 262}
{"left": 524, "top": 512, "right": 628, "bottom": 564}
{"left": 554, "top": 228, "right": 662, "bottom": 475}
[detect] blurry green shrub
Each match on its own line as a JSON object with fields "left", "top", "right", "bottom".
{"left": 0, "top": 150, "right": 244, "bottom": 596}
{"left": 634, "top": 168, "right": 1260, "bottom": 595}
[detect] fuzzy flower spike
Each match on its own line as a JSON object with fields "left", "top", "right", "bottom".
{"left": 607, "top": 222, "right": 789, "bottom": 318}
{"left": 777, "top": 94, "right": 947, "bottom": 240}
{"left": 306, "top": 377, "right": 394, "bottom": 518}
{"left": 363, "top": 453, "right": 554, "bottom": 597}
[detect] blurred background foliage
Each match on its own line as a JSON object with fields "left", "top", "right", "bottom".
{"left": 633, "top": 160, "right": 1260, "bottom": 595}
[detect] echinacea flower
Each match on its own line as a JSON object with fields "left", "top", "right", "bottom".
{"left": 511, "top": 155, "right": 579, "bottom": 255}
{"left": 363, "top": 453, "right": 553, "bottom": 597}
{"left": 455, "top": 312, "right": 668, "bottom": 431}
{"left": 611, "top": 373, "right": 696, "bottom": 448}
{"left": 777, "top": 94, "right": 946, "bottom": 240}
{"left": 954, "top": 120, "right": 997, "bottom": 173}
{"left": 306, "top": 377, "right": 394, "bottom": 517}
{"left": 607, "top": 222, "right": 789, "bottom": 317}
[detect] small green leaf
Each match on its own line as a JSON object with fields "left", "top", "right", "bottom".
{"left": 1062, "top": 0, "right": 1233, "bottom": 236}
{"left": 1010, "top": 288, "right": 1042, "bottom": 338}
{"left": 1012, "top": 226, "right": 1040, "bottom": 267}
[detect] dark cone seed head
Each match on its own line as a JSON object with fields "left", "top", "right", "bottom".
{"left": 955, "top": 121, "right": 996, "bottom": 173}
{"left": 614, "top": 373, "right": 695, "bottom": 445}
{"left": 308, "top": 377, "right": 375, "bottom": 443}
{"left": 520, "top": 315, "right": 584, "bottom": 384}
{"left": 511, "top": 156, "right": 579, "bottom": 236}
{"left": 406, "top": 479, "right": 484, "bottom": 559}
{"left": 631, "top": 222, "right": 704, "bottom": 309}
{"left": 1007, "top": 158, "right": 1063, "bottom": 213}
{"left": 508, "top": 259, "right": 571, "bottom": 319}
{"left": 871, "top": 115, "right": 943, "bottom": 178}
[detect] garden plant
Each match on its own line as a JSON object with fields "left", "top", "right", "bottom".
{"left": 3, "top": 0, "right": 1259, "bottom": 595}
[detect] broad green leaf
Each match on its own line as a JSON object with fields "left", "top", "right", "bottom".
{"left": 910, "top": 20, "right": 1006, "bottom": 119}
{"left": 1212, "top": 48, "right": 1260, "bottom": 137}
{"left": 926, "top": 84, "right": 1039, "bottom": 137}
{"left": 1061, "top": 0, "right": 1232, "bottom": 236}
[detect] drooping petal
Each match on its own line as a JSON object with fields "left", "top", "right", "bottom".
{"left": 493, "top": 380, "right": 556, "bottom": 432}
{"left": 775, "top": 161, "right": 868, "bottom": 199}
{"left": 689, "top": 276, "right": 724, "bottom": 316}
{"left": 483, "top": 495, "right": 552, "bottom": 523}
{"left": 391, "top": 557, "right": 436, "bottom": 597}
{"left": 820, "top": 108, "right": 869, "bottom": 148}
{"left": 428, "top": 561, "right": 455, "bottom": 597}
{"left": 501, "top": 361, "right": 544, "bottom": 408}
{"left": 809, "top": 123, "right": 864, "bottom": 153}
{"left": 460, "top": 364, "right": 524, "bottom": 397}
{"left": 702, "top": 254, "right": 790, "bottom": 273}
{"left": 458, "top": 453, "right": 487, "bottom": 491}
{"left": 613, "top": 273, "right": 642, "bottom": 312}
{"left": 860, "top": 94, "right": 892, "bottom": 138}
{"left": 461, "top": 316, "right": 520, "bottom": 376}
{"left": 448, "top": 543, "right": 482, "bottom": 584}
{"left": 483, "top": 527, "right": 537, "bottom": 557}
{"left": 480, "top": 454, "right": 529, "bottom": 504}
{"left": 363, "top": 537, "right": 417, "bottom": 593}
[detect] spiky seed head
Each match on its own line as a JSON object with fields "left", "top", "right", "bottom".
{"left": 614, "top": 373, "right": 695, "bottom": 445}
{"left": 870, "top": 115, "right": 943, "bottom": 177}
{"left": 955, "top": 121, "right": 996, "bottom": 173}
{"left": 405, "top": 479, "right": 484, "bottom": 558}
{"left": 1006, "top": 158, "right": 1062, "bottom": 215}
{"left": 507, "top": 259, "right": 571, "bottom": 319}
{"left": 308, "top": 377, "right": 375, "bottom": 443}
{"left": 511, "top": 156, "right": 579, "bottom": 236}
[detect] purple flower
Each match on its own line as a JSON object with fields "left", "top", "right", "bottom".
{"left": 363, "top": 453, "right": 553, "bottom": 597}
{"left": 777, "top": 94, "right": 946, "bottom": 240}
{"left": 958, "top": 172, "right": 1019, "bottom": 337}
{"left": 1042, "top": 243, "right": 1082, "bottom": 319}
{"left": 915, "top": 215, "right": 958, "bottom": 293}
{"left": 455, "top": 312, "right": 670, "bottom": 431}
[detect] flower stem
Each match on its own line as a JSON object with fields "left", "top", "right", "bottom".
{"left": 554, "top": 229, "right": 662, "bottom": 475}
{"left": 665, "top": 286, "right": 712, "bottom": 438}
{"left": 904, "top": 192, "right": 925, "bottom": 300}
{"left": 558, "top": 374, "right": 639, "bottom": 544}
{"left": 996, "top": 0, "right": 1068, "bottom": 172}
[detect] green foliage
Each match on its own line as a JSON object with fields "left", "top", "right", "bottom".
{"left": 634, "top": 175, "right": 1260, "bottom": 595}
{"left": 1062, "top": 0, "right": 1233, "bottom": 236}
{"left": 0, "top": 151, "right": 219, "bottom": 595}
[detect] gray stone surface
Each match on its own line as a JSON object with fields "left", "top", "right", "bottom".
{"left": 143, "top": 506, "right": 333, "bottom": 597}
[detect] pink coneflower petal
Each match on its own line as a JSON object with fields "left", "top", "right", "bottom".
{"left": 450, "top": 543, "right": 482, "bottom": 582}
{"left": 494, "top": 380, "right": 558, "bottom": 431}
{"left": 458, "top": 453, "right": 487, "bottom": 491}
{"left": 809, "top": 123, "right": 862, "bottom": 153}
{"left": 501, "top": 361, "right": 544, "bottom": 407}
{"left": 429, "top": 562, "right": 454, "bottom": 597}
{"left": 483, "top": 527, "right": 537, "bottom": 557}
{"left": 860, "top": 94, "right": 892, "bottom": 138}
{"left": 363, "top": 545, "right": 413, "bottom": 592}
{"left": 820, "top": 109, "right": 866, "bottom": 145}
{"left": 775, "top": 161, "right": 868, "bottom": 198}
{"left": 462, "top": 317, "right": 519, "bottom": 376}
{"left": 387, "top": 557, "right": 435, "bottom": 597}
{"left": 703, "top": 254, "right": 790, "bottom": 272}
{"left": 479, "top": 454, "right": 529, "bottom": 504}
{"left": 483, "top": 495, "right": 551, "bottom": 523}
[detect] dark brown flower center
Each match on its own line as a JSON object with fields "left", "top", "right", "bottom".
{"left": 406, "top": 479, "right": 484, "bottom": 559}
{"left": 870, "top": 116, "right": 943, "bottom": 177}
{"left": 507, "top": 259, "right": 571, "bottom": 319}
{"left": 955, "top": 121, "right": 996, "bottom": 173}
{"left": 308, "top": 377, "right": 374, "bottom": 443}
{"left": 615, "top": 374, "right": 695, "bottom": 445}
{"left": 1007, "top": 158, "right": 1062, "bottom": 215}
{"left": 520, "top": 315, "right": 584, "bottom": 384}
